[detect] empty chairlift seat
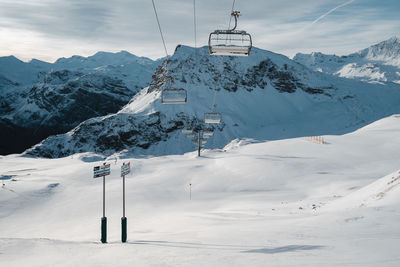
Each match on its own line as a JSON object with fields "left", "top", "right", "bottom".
{"left": 204, "top": 112, "right": 222, "bottom": 124}
{"left": 161, "top": 88, "right": 187, "bottom": 104}
{"left": 161, "top": 76, "right": 187, "bottom": 104}
{"left": 202, "top": 131, "right": 214, "bottom": 138}
{"left": 181, "top": 129, "right": 193, "bottom": 134}
{"left": 209, "top": 30, "right": 252, "bottom": 56}
{"left": 209, "top": 11, "right": 252, "bottom": 57}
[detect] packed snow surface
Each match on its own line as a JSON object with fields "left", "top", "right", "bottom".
{"left": 1, "top": 115, "right": 400, "bottom": 266}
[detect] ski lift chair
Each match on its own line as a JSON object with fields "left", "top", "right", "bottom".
{"left": 203, "top": 131, "right": 214, "bottom": 138}
{"left": 208, "top": 11, "right": 252, "bottom": 56}
{"left": 204, "top": 112, "right": 221, "bottom": 124}
{"left": 181, "top": 129, "right": 193, "bottom": 134}
{"left": 161, "top": 76, "right": 187, "bottom": 104}
{"left": 204, "top": 104, "right": 222, "bottom": 124}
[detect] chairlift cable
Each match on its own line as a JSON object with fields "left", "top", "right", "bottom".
{"left": 151, "top": 0, "right": 169, "bottom": 58}
{"left": 215, "top": 0, "right": 237, "bottom": 94}
{"left": 193, "top": 0, "right": 199, "bottom": 75}
{"left": 228, "top": 0, "right": 236, "bottom": 30}
{"left": 191, "top": 0, "right": 199, "bottom": 122}
{"left": 193, "top": 0, "right": 197, "bottom": 50}
{"left": 152, "top": 0, "right": 187, "bottom": 104}
{"left": 212, "top": 57, "right": 223, "bottom": 107}
{"left": 209, "top": 0, "right": 237, "bottom": 120}
{"left": 212, "top": 0, "right": 236, "bottom": 110}
{"left": 151, "top": 0, "right": 170, "bottom": 84}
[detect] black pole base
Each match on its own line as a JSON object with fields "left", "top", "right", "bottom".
{"left": 101, "top": 217, "right": 107, "bottom": 243}
{"left": 121, "top": 217, "right": 127, "bottom": 243}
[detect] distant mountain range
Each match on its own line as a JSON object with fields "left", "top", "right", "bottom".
{"left": 294, "top": 37, "right": 400, "bottom": 84}
{"left": 0, "top": 51, "right": 161, "bottom": 154}
{"left": 22, "top": 38, "right": 400, "bottom": 158}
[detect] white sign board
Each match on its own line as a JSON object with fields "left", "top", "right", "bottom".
{"left": 121, "top": 162, "right": 131, "bottom": 177}
{"left": 93, "top": 164, "right": 111, "bottom": 178}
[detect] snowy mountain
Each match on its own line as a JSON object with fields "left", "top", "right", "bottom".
{"left": 0, "top": 56, "right": 49, "bottom": 86}
{"left": 0, "top": 51, "right": 160, "bottom": 155}
{"left": 294, "top": 37, "right": 400, "bottom": 84}
{"left": 26, "top": 45, "right": 400, "bottom": 158}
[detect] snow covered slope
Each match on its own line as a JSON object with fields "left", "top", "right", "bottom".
{"left": 1, "top": 115, "right": 400, "bottom": 266}
{"left": 0, "top": 56, "right": 50, "bottom": 86}
{"left": 0, "top": 51, "right": 159, "bottom": 155}
{"left": 26, "top": 45, "right": 400, "bottom": 158}
{"left": 294, "top": 37, "right": 400, "bottom": 84}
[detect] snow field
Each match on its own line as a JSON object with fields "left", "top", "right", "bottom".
{"left": 1, "top": 115, "right": 400, "bottom": 266}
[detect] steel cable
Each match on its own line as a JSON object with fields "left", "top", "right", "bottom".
{"left": 151, "top": 0, "right": 169, "bottom": 58}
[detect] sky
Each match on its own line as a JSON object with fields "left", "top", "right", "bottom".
{"left": 0, "top": 0, "right": 399, "bottom": 62}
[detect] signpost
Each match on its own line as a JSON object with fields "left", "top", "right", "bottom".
{"left": 120, "top": 162, "right": 131, "bottom": 243}
{"left": 198, "top": 131, "right": 201, "bottom": 157}
{"left": 93, "top": 163, "right": 111, "bottom": 244}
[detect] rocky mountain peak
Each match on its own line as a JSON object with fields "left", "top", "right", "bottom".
{"left": 24, "top": 44, "right": 400, "bottom": 159}
{"left": 0, "top": 50, "right": 159, "bottom": 155}
{"left": 294, "top": 37, "right": 400, "bottom": 83}
{"left": 357, "top": 36, "right": 400, "bottom": 66}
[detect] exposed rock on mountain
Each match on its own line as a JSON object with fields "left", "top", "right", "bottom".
{"left": 0, "top": 51, "right": 160, "bottom": 155}
{"left": 25, "top": 45, "right": 400, "bottom": 158}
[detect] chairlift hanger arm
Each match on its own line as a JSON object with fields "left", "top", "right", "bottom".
{"left": 229, "top": 11, "right": 240, "bottom": 31}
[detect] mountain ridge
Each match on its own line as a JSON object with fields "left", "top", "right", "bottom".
{"left": 25, "top": 44, "right": 400, "bottom": 158}
{"left": 0, "top": 50, "right": 160, "bottom": 155}
{"left": 294, "top": 36, "right": 400, "bottom": 84}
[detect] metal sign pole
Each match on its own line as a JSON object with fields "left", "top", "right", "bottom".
{"left": 123, "top": 174, "right": 126, "bottom": 218}
{"left": 198, "top": 131, "right": 201, "bottom": 157}
{"left": 101, "top": 174, "right": 107, "bottom": 244}
{"left": 190, "top": 183, "right": 192, "bottom": 200}
{"left": 103, "top": 175, "right": 106, "bottom": 217}
{"left": 94, "top": 162, "right": 110, "bottom": 244}
{"left": 121, "top": 173, "right": 127, "bottom": 243}
{"left": 121, "top": 162, "right": 130, "bottom": 243}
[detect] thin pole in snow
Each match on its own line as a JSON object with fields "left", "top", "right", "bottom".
{"left": 101, "top": 173, "right": 107, "bottom": 243}
{"left": 121, "top": 162, "right": 129, "bottom": 243}
{"left": 123, "top": 175, "right": 126, "bottom": 218}
{"left": 94, "top": 162, "right": 109, "bottom": 244}
{"left": 103, "top": 175, "right": 106, "bottom": 218}
{"left": 198, "top": 131, "right": 201, "bottom": 157}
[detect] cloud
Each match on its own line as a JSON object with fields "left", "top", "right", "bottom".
{"left": 308, "top": 0, "right": 356, "bottom": 27}
{"left": 0, "top": 0, "right": 399, "bottom": 61}
{"left": 0, "top": 0, "right": 113, "bottom": 38}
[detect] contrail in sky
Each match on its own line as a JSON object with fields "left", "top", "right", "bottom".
{"left": 310, "top": 0, "right": 356, "bottom": 26}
